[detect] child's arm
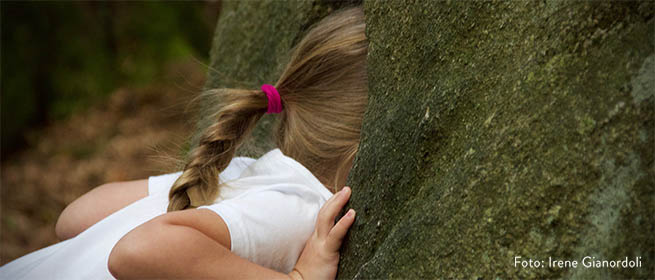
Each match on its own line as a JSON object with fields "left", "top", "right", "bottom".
{"left": 108, "top": 187, "right": 355, "bottom": 279}
{"left": 55, "top": 179, "right": 148, "bottom": 240}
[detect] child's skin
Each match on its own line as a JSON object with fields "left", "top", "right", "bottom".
{"left": 55, "top": 179, "right": 148, "bottom": 240}
{"left": 56, "top": 179, "right": 355, "bottom": 279}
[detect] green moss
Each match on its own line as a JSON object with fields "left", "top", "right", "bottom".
{"left": 339, "top": 1, "right": 654, "bottom": 279}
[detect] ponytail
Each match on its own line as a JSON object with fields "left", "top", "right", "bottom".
{"left": 167, "top": 89, "right": 268, "bottom": 212}
{"left": 168, "top": 6, "right": 368, "bottom": 211}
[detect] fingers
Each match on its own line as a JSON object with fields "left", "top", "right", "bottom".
{"left": 326, "top": 209, "right": 356, "bottom": 252}
{"left": 315, "top": 190, "right": 342, "bottom": 236}
{"left": 316, "top": 187, "right": 351, "bottom": 237}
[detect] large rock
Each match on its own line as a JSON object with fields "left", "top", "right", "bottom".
{"left": 339, "top": 1, "right": 654, "bottom": 279}
{"left": 197, "top": 0, "right": 360, "bottom": 157}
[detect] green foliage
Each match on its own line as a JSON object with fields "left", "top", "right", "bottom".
{"left": 1, "top": 2, "right": 216, "bottom": 154}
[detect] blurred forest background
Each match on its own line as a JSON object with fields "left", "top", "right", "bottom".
{"left": 1, "top": 1, "right": 221, "bottom": 264}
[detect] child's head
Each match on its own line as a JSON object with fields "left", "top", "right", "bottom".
{"left": 168, "top": 7, "right": 367, "bottom": 212}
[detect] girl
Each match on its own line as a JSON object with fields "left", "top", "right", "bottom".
{"left": 1, "top": 6, "right": 367, "bottom": 279}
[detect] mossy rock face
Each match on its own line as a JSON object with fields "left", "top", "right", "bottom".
{"left": 204, "top": 1, "right": 654, "bottom": 278}
{"left": 339, "top": 1, "right": 654, "bottom": 279}
{"left": 198, "top": 0, "right": 360, "bottom": 157}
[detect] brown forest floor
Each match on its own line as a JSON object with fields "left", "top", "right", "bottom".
{"left": 1, "top": 60, "right": 205, "bottom": 264}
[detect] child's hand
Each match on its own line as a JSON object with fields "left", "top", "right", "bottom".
{"left": 289, "top": 187, "right": 355, "bottom": 280}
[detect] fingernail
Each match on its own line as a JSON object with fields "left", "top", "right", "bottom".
{"left": 346, "top": 209, "right": 355, "bottom": 217}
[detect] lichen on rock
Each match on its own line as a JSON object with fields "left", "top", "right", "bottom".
{"left": 199, "top": 1, "right": 653, "bottom": 278}
{"left": 338, "top": 1, "right": 654, "bottom": 279}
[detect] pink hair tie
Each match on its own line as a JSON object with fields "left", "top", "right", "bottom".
{"left": 261, "top": 84, "right": 282, "bottom": 114}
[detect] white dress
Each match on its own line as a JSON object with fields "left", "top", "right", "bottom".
{"left": 0, "top": 149, "right": 333, "bottom": 279}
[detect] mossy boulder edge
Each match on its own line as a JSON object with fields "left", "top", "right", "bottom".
{"left": 202, "top": 1, "right": 654, "bottom": 278}
{"left": 339, "top": 1, "right": 654, "bottom": 279}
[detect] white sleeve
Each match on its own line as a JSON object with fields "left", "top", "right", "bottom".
{"left": 198, "top": 186, "right": 323, "bottom": 273}
{"left": 147, "top": 157, "right": 256, "bottom": 196}
{"left": 147, "top": 172, "right": 183, "bottom": 196}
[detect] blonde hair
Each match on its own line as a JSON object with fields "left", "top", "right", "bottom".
{"left": 168, "top": 7, "right": 368, "bottom": 212}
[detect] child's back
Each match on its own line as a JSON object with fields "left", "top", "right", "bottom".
{"left": 1, "top": 150, "right": 333, "bottom": 278}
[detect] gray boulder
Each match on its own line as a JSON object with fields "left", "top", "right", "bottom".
{"left": 203, "top": 1, "right": 654, "bottom": 279}
{"left": 339, "top": 1, "right": 654, "bottom": 279}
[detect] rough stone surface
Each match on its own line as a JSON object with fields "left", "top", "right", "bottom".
{"left": 203, "top": 1, "right": 654, "bottom": 278}
{"left": 197, "top": 0, "right": 360, "bottom": 157}
{"left": 338, "top": 1, "right": 654, "bottom": 279}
